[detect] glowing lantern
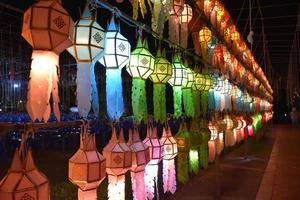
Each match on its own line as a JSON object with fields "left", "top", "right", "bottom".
{"left": 99, "top": 17, "right": 131, "bottom": 120}
{"left": 143, "top": 125, "right": 164, "bottom": 200}
{"left": 198, "top": 119, "right": 210, "bottom": 169}
{"left": 230, "top": 85, "right": 238, "bottom": 112}
{"left": 208, "top": 121, "right": 219, "bottom": 162}
{"left": 210, "top": 1, "right": 225, "bottom": 29}
{"left": 127, "top": 37, "right": 155, "bottom": 121}
{"left": 149, "top": 48, "right": 172, "bottom": 121}
{"left": 67, "top": 5, "right": 105, "bottom": 118}
{"left": 189, "top": 8, "right": 204, "bottom": 56}
{"left": 220, "top": 11, "right": 230, "bottom": 34}
{"left": 0, "top": 149, "right": 49, "bottom": 199}
{"left": 223, "top": 114, "right": 237, "bottom": 147}
{"left": 161, "top": 125, "right": 178, "bottom": 194}
{"left": 179, "top": 4, "right": 193, "bottom": 48}
{"left": 233, "top": 118, "right": 243, "bottom": 143}
{"left": 103, "top": 127, "right": 132, "bottom": 200}
{"left": 199, "top": 26, "right": 212, "bottom": 60}
{"left": 189, "top": 119, "right": 202, "bottom": 174}
{"left": 212, "top": 44, "right": 224, "bottom": 70}
{"left": 192, "top": 72, "right": 205, "bottom": 117}
{"left": 69, "top": 131, "right": 106, "bottom": 200}
{"left": 152, "top": 0, "right": 172, "bottom": 36}
{"left": 182, "top": 66, "right": 196, "bottom": 117}
{"left": 169, "top": 0, "right": 184, "bottom": 44}
{"left": 22, "top": 0, "right": 74, "bottom": 122}
{"left": 168, "top": 54, "right": 188, "bottom": 118}
{"left": 201, "top": 74, "right": 213, "bottom": 115}
{"left": 128, "top": 129, "right": 150, "bottom": 200}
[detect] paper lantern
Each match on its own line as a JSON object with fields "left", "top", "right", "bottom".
{"left": 211, "top": 2, "right": 225, "bottom": 30}
{"left": 149, "top": 48, "right": 172, "bottom": 121}
{"left": 199, "top": 26, "right": 212, "bottom": 60}
{"left": 189, "top": 119, "right": 203, "bottom": 173}
{"left": 69, "top": 132, "right": 106, "bottom": 200}
{"left": 0, "top": 149, "right": 49, "bottom": 200}
{"left": 99, "top": 17, "right": 131, "bottom": 120}
{"left": 217, "top": 132, "right": 224, "bottom": 155}
{"left": 67, "top": 5, "right": 105, "bottom": 118}
{"left": 132, "top": 0, "right": 152, "bottom": 19}
{"left": 208, "top": 121, "right": 218, "bottom": 162}
{"left": 22, "top": 0, "right": 74, "bottom": 122}
{"left": 223, "top": 114, "right": 238, "bottom": 147}
{"left": 189, "top": 9, "right": 203, "bottom": 56}
{"left": 143, "top": 125, "right": 164, "bottom": 200}
{"left": 169, "top": 0, "right": 184, "bottom": 44}
{"left": 168, "top": 54, "right": 188, "bottom": 118}
{"left": 192, "top": 72, "right": 204, "bottom": 117}
{"left": 198, "top": 120, "right": 210, "bottom": 169}
{"left": 179, "top": 4, "right": 193, "bottom": 48}
{"left": 175, "top": 122, "right": 190, "bottom": 184}
{"left": 212, "top": 44, "right": 224, "bottom": 70}
{"left": 152, "top": 0, "right": 172, "bottom": 36}
{"left": 233, "top": 118, "right": 243, "bottom": 143}
{"left": 127, "top": 37, "right": 155, "bottom": 121}
{"left": 103, "top": 127, "right": 132, "bottom": 200}
{"left": 182, "top": 66, "right": 196, "bottom": 117}
{"left": 161, "top": 125, "right": 178, "bottom": 194}
{"left": 128, "top": 129, "right": 150, "bottom": 200}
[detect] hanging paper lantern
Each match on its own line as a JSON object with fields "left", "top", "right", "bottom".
{"left": 182, "top": 66, "right": 196, "bottom": 117}
{"left": 212, "top": 44, "right": 224, "bottom": 70}
{"left": 201, "top": 74, "right": 213, "bottom": 115}
{"left": 189, "top": 119, "right": 203, "bottom": 173}
{"left": 132, "top": 0, "right": 152, "bottom": 20}
{"left": 128, "top": 129, "right": 150, "bottom": 200}
{"left": 103, "top": 127, "right": 132, "bottom": 200}
{"left": 143, "top": 125, "right": 164, "bottom": 200}
{"left": 199, "top": 119, "right": 211, "bottom": 169}
{"left": 169, "top": 0, "right": 184, "bottom": 44}
{"left": 179, "top": 4, "right": 193, "bottom": 48}
{"left": 67, "top": 5, "right": 105, "bottom": 118}
{"left": 127, "top": 37, "right": 155, "bottom": 121}
{"left": 175, "top": 122, "right": 191, "bottom": 184}
{"left": 149, "top": 48, "right": 172, "bottom": 122}
{"left": 192, "top": 71, "right": 205, "bottom": 117}
{"left": 22, "top": 0, "right": 74, "bottom": 122}
{"left": 161, "top": 125, "right": 178, "bottom": 194}
{"left": 199, "top": 26, "right": 212, "bottom": 61}
{"left": 208, "top": 121, "right": 219, "bottom": 162}
{"left": 223, "top": 114, "right": 238, "bottom": 147}
{"left": 99, "top": 17, "right": 131, "bottom": 121}
{"left": 152, "top": 0, "right": 172, "bottom": 36}
{"left": 210, "top": 1, "right": 225, "bottom": 30}
{"left": 168, "top": 54, "right": 188, "bottom": 118}
{"left": 69, "top": 132, "right": 106, "bottom": 200}
{"left": 189, "top": 9, "right": 204, "bottom": 56}
{"left": 233, "top": 118, "right": 243, "bottom": 143}
{"left": 0, "top": 149, "right": 49, "bottom": 199}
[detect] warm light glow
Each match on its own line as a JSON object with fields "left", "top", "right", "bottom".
{"left": 179, "top": 4, "right": 193, "bottom": 24}
{"left": 168, "top": 54, "right": 188, "bottom": 87}
{"left": 150, "top": 49, "right": 172, "bottom": 83}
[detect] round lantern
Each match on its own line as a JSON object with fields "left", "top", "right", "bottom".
{"left": 127, "top": 37, "right": 155, "bottom": 121}
{"left": 149, "top": 48, "right": 172, "bottom": 121}
{"left": 199, "top": 26, "right": 212, "bottom": 60}
{"left": 103, "top": 127, "right": 132, "bottom": 200}
{"left": 168, "top": 54, "right": 188, "bottom": 118}
{"left": 22, "top": 0, "right": 74, "bottom": 122}
{"left": 192, "top": 72, "right": 205, "bottom": 117}
{"left": 161, "top": 125, "right": 178, "bottom": 194}
{"left": 69, "top": 133, "right": 106, "bottom": 199}
{"left": 223, "top": 114, "right": 238, "bottom": 147}
{"left": 182, "top": 66, "right": 196, "bottom": 117}
{"left": 144, "top": 125, "right": 164, "bottom": 200}
{"left": 67, "top": 5, "right": 106, "bottom": 118}
{"left": 179, "top": 4, "right": 193, "bottom": 48}
{"left": 0, "top": 149, "right": 49, "bottom": 200}
{"left": 128, "top": 129, "right": 150, "bottom": 200}
{"left": 99, "top": 17, "right": 131, "bottom": 121}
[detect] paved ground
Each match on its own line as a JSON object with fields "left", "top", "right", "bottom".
{"left": 169, "top": 125, "right": 277, "bottom": 200}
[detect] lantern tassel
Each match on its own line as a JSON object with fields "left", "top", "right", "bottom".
{"left": 169, "top": 15, "right": 180, "bottom": 44}
{"left": 177, "top": 151, "right": 189, "bottom": 184}
{"left": 131, "top": 171, "right": 146, "bottom": 200}
{"left": 106, "top": 69, "right": 124, "bottom": 120}
{"left": 107, "top": 175, "right": 125, "bottom": 200}
{"left": 182, "top": 88, "right": 195, "bottom": 117}
{"left": 192, "top": 90, "right": 201, "bottom": 117}
{"left": 90, "top": 63, "right": 99, "bottom": 116}
{"left": 26, "top": 50, "right": 59, "bottom": 122}
{"left": 180, "top": 23, "right": 188, "bottom": 48}
{"left": 132, "top": 79, "right": 148, "bottom": 121}
{"left": 208, "top": 90, "right": 215, "bottom": 111}
{"left": 78, "top": 188, "right": 97, "bottom": 200}
{"left": 153, "top": 84, "right": 166, "bottom": 122}
{"left": 208, "top": 140, "right": 216, "bottom": 163}
{"left": 199, "top": 140, "right": 209, "bottom": 169}
{"left": 201, "top": 91, "right": 209, "bottom": 115}
{"left": 173, "top": 86, "right": 183, "bottom": 118}
{"left": 76, "top": 63, "right": 91, "bottom": 118}
{"left": 163, "top": 159, "right": 177, "bottom": 194}
{"left": 145, "top": 164, "right": 158, "bottom": 200}
{"left": 225, "top": 130, "right": 235, "bottom": 147}
{"left": 189, "top": 148, "right": 199, "bottom": 174}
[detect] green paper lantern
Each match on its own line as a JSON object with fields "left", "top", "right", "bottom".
{"left": 168, "top": 54, "right": 188, "bottom": 118}
{"left": 149, "top": 48, "right": 172, "bottom": 121}
{"left": 199, "top": 120, "right": 211, "bottom": 169}
{"left": 182, "top": 66, "right": 196, "bottom": 117}
{"left": 127, "top": 37, "right": 155, "bottom": 121}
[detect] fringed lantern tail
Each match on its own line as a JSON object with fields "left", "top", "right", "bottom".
{"left": 132, "top": 79, "right": 148, "bottom": 122}
{"left": 173, "top": 86, "right": 183, "bottom": 118}
{"left": 199, "top": 142, "right": 208, "bottom": 169}
{"left": 108, "top": 175, "right": 125, "bottom": 200}
{"left": 180, "top": 23, "right": 188, "bottom": 48}
{"left": 189, "top": 148, "right": 199, "bottom": 174}
{"left": 163, "top": 159, "right": 177, "bottom": 194}
{"left": 192, "top": 33, "right": 202, "bottom": 56}
{"left": 26, "top": 50, "right": 59, "bottom": 122}
{"left": 214, "top": 92, "right": 221, "bottom": 111}
{"left": 182, "top": 88, "right": 195, "bottom": 117}
{"left": 131, "top": 171, "right": 146, "bottom": 200}
{"left": 217, "top": 133, "right": 224, "bottom": 155}
{"left": 208, "top": 90, "right": 215, "bottom": 111}
{"left": 177, "top": 152, "right": 189, "bottom": 184}
{"left": 169, "top": 15, "right": 179, "bottom": 44}
{"left": 225, "top": 130, "right": 235, "bottom": 147}
{"left": 78, "top": 188, "right": 97, "bottom": 200}
{"left": 145, "top": 164, "right": 158, "bottom": 200}
{"left": 192, "top": 90, "right": 201, "bottom": 118}
{"left": 153, "top": 84, "right": 166, "bottom": 122}
{"left": 76, "top": 63, "right": 92, "bottom": 118}
{"left": 201, "top": 91, "right": 209, "bottom": 115}
{"left": 208, "top": 140, "right": 216, "bottom": 163}
{"left": 90, "top": 64, "right": 99, "bottom": 117}
{"left": 106, "top": 69, "right": 124, "bottom": 120}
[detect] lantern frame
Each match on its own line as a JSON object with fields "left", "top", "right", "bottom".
{"left": 168, "top": 54, "right": 188, "bottom": 87}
